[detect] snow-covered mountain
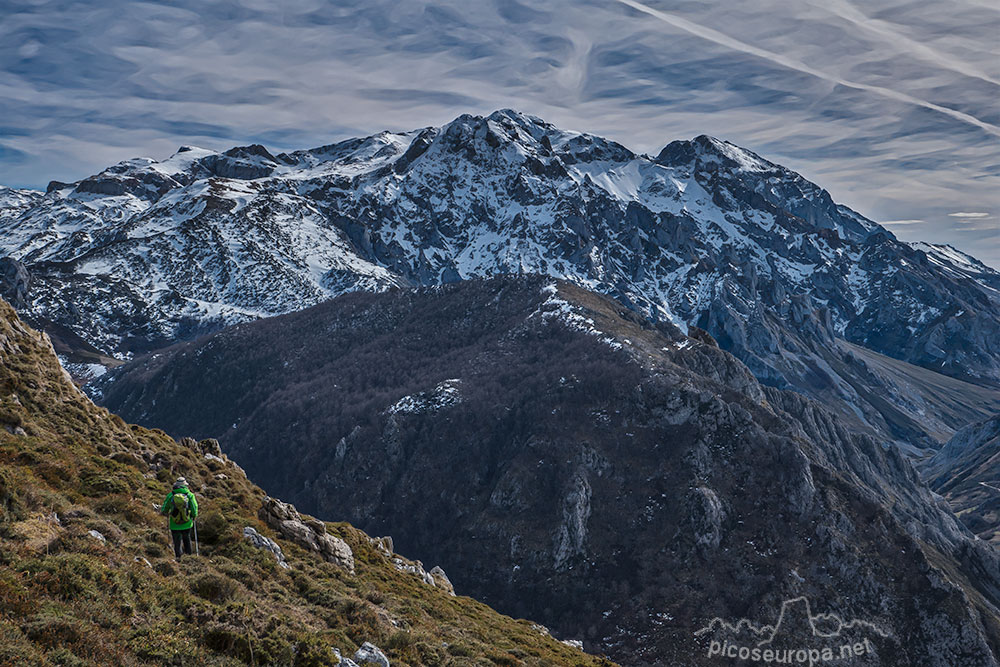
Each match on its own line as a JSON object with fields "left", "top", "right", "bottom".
{"left": 3, "top": 109, "right": 1000, "bottom": 448}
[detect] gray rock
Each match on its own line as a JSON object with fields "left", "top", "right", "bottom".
{"left": 333, "top": 648, "right": 359, "bottom": 667}
{"left": 181, "top": 437, "right": 224, "bottom": 458}
{"left": 391, "top": 558, "right": 455, "bottom": 593}
{"left": 687, "top": 486, "right": 725, "bottom": 551}
{"left": 259, "top": 497, "right": 354, "bottom": 572}
{"left": 316, "top": 531, "right": 355, "bottom": 572}
{"left": 369, "top": 535, "right": 394, "bottom": 556}
{"left": 199, "top": 438, "right": 223, "bottom": 456}
{"left": 429, "top": 566, "right": 455, "bottom": 596}
{"left": 0, "top": 257, "right": 30, "bottom": 310}
{"left": 243, "top": 526, "right": 289, "bottom": 569}
{"left": 553, "top": 470, "right": 591, "bottom": 569}
{"left": 392, "top": 557, "right": 435, "bottom": 587}
{"left": 353, "top": 642, "right": 390, "bottom": 667}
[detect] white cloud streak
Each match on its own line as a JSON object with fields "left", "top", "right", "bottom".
{"left": 610, "top": 0, "right": 1000, "bottom": 138}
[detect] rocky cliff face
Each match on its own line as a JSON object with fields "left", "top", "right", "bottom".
{"left": 96, "top": 276, "right": 1000, "bottom": 666}
{"left": 4, "top": 111, "right": 1000, "bottom": 450}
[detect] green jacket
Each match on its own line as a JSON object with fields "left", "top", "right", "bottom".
{"left": 161, "top": 487, "right": 198, "bottom": 530}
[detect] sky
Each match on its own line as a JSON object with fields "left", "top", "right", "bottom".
{"left": 1, "top": 0, "right": 998, "bottom": 265}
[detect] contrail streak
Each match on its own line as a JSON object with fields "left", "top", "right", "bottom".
{"left": 814, "top": 0, "right": 1000, "bottom": 89}
{"left": 609, "top": 0, "right": 1000, "bottom": 139}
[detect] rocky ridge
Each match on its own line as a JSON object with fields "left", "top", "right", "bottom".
{"left": 4, "top": 111, "right": 1000, "bottom": 449}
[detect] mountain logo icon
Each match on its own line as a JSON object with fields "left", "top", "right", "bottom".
{"left": 694, "top": 596, "right": 891, "bottom": 664}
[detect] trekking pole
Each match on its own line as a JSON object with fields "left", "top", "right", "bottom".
{"left": 194, "top": 519, "right": 200, "bottom": 556}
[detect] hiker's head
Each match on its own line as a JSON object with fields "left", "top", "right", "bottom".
{"left": 173, "top": 476, "right": 188, "bottom": 489}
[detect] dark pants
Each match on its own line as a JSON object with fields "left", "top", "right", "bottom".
{"left": 172, "top": 528, "right": 192, "bottom": 559}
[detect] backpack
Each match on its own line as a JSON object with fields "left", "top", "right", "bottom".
{"left": 171, "top": 491, "right": 192, "bottom": 524}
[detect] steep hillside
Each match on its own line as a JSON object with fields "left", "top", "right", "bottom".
{"left": 4, "top": 111, "right": 1000, "bottom": 449}
{"left": 0, "top": 297, "right": 612, "bottom": 666}
{"left": 97, "top": 276, "right": 1000, "bottom": 666}
{"left": 925, "top": 414, "right": 1000, "bottom": 545}
{"left": 839, "top": 342, "right": 1000, "bottom": 447}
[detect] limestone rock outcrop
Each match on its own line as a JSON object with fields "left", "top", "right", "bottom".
{"left": 258, "top": 496, "right": 354, "bottom": 573}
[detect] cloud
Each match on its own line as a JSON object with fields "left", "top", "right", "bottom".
{"left": 948, "top": 212, "right": 992, "bottom": 218}
{"left": 953, "top": 224, "right": 998, "bottom": 233}
{"left": 880, "top": 219, "right": 924, "bottom": 225}
{"left": 359, "top": 88, "right": 483, "bottom": 107}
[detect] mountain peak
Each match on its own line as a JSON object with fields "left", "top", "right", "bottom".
{"left": 432, "top": 109, "right": 635, "bottom": 165}
{"left": 169, "top": 145, "right": 215, "bottom": 159}
{"left": 487, "top": 107, "right": 550, "bottom": 127}
{"left": 656, "top": 134, "right": 773, "bottom": 173}
{"left": 5, "top": 108, "right": 1000, "bottom": 405}
{"left": 222, "top": 143, "right": 278, "bottom": 162}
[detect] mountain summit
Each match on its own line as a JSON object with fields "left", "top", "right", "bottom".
{"left": 3, "top": 110, "right": 1000, "bottom": 449}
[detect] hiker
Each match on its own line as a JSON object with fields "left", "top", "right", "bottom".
{"left": 161, "top": 477, "right": 199, "bottom": 560}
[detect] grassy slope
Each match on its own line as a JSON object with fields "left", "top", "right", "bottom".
{"left": 0, "top": 299, "right": 613, "bottom": 667}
